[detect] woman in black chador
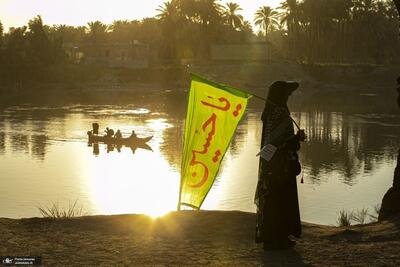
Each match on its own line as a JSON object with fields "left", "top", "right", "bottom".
{"left": 255, "top": 81, "right": 306, "bottom": 250}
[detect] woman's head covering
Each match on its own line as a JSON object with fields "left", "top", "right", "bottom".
{"left": 266, "top": 81, "right": 299, "bottom": 106}
{"left": 262, "top": 80, "right": 299, "bottom": 121}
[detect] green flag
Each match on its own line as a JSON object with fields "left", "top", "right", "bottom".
{"left": 178, "top": 74, "right": 252, "bottom": 210}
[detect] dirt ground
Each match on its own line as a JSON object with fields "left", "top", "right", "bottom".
{"left": 1, "top": 211, "right": 400, "bottom": 266}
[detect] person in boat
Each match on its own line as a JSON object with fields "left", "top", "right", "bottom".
{"left": 105, "top": 127, "right": 114, "bottom": 138}
{"left": 255, "top": 80, "right": 306, "bottom": 251}
{"left": 114, "top": 130, "right": 122, "bottom": 139}
{"left": 129, "top": 130, "right": 137, "bottom": 139}
{"left": 92, "top": 123, "right": 99, "bottom": 135}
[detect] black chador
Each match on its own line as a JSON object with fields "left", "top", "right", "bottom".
{"left": 255, "top": 81, "right": 304, "bottom": 250}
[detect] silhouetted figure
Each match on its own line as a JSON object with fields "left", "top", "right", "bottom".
{"left": 114, "top": 130, "right": 122, "bottom": 139}
{"left": 105, "top": 127, "right": 114, "bottom": 138}
{"left": 379, "top": 76, "right": 400, "bottom": 221}
{"left": 255, "top": 81, "right": 306, "bottom": 250}
{"left": 129, "top": 130, "right": 137, "bottom": 139}
{"left": 92, "top": 123, "right": 99, "bottom": 135}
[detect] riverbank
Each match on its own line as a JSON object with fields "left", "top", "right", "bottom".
{"left": 1, "top": 211, "right": 399, "bottom": 266}
{"left": 1, "top": 62, "right": 399, "bottom": 112}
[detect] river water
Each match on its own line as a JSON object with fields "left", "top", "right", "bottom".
{"left": 0, "top": 91, "right": 399, "bottom": 225}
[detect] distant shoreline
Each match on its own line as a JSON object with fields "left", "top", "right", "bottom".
{"left": 1, "top": 63, "right": 399, "bottom": 112}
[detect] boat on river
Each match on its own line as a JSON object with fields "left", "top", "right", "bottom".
{"left": 87, "top": 131, "right": 153, "bottom": 147}
{"left": 87, "top": 123, "right": 153, "bottom": 152}
{"left": 88, "top": 131, "right": 153, "bottom": 146}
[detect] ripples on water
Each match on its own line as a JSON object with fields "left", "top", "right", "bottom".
{"left": 0, "top": 97, "right": 399, "bottom": 224}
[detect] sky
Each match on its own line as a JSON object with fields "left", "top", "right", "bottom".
{"left": 0, "top": 0, "right": 282, "bottom": 31}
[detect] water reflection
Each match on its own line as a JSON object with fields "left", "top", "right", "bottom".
{"left": 295, "top": 112, "right": 399, "bottom": 185}
{"left": 0, "top": 103, "right": 398, "bottom": 224}
{"left": 0, "top": 132, "right": 5, "bottom": 155}
{"left": 31, "top": 135, "right": 48, "bottom": 161}
{"left": 88, "top": 143, "right": 153, "bottom": 155}
{"left": 92, "top": 143, "right": 100, "bottom": 156}
{"left": 11, "top": 134, "right": 29, "bottom": 154}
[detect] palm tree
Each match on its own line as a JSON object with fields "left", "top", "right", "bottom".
{"left": 197, "top": 0, "right": 223, "bottom": 25}
{"left": 394, "top": 0, "right": 400, "bottom": 22}
{"left": 87, "top": 21, "right": 108, "bottom": 44}
{"left": 328, "top": 0, "right": 353, "bottom": 61}
{"left": 156, "top": 0, "right": 180, "bottom": 23}
{"left": 194, "top": 0, "right": 224, "bottom": 59}
{"left": 254, "top": 6, "right": 279, "bottom": 62}
{"left": 110, "top": 20, "right": 130, "bottom": 32}
{"left": 280, "top": 0, "right": 300, "bottom": 27}
{"left": 389, "top": 0, "right": 400, "bottom": 37}
{"left": 0, "top": 21, "right": 3, "bottom": 46}
{"left": 156, "top": 1, "right": 182, "bottom": 60}
{"left": 254, "top": 6, "right": 279, "bottom": 41}
{"left": 300, "top": 0, "right": 335, "bottom": 62}
{"left": 280, "top": 0, "right": 301, "bottom": 60}
{"left": 223, "top": 2, "right": 244, "bottom": 30}
{"left": 110, "top": 20, "right": 131, "bottom": 43}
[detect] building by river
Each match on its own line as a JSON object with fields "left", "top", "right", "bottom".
{"left": 63, "top": 41, "right": 150, "bottom": 69}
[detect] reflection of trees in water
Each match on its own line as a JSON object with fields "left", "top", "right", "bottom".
{"left": 31, "top": 135, "right": 48, "bottom": 161}
{"left": 0, "top": 107, "right": 68, "bottom": 161}
{"left": 9, "top": 133, "right": 49, "bottom": 161}
{"left": 11, "top": 134, "right": 29, "bottom": 154}
{"left": 297, "top": 112, "right": 399, "bottom": 185}
{"left": 160, "top": 119, "right": 184, "bottom": 170}
{"left": 0, "top": 132, "right": 5, "bottom": 154}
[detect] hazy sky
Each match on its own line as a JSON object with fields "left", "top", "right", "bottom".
{"left": 0, "top": 0, "right": 282, "bottom": 31}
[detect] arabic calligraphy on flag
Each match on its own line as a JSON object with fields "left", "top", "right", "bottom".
{"left": 179, "top": 74, "right": 252, "bottom": 210}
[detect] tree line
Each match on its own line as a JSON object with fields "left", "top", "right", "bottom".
{"left": 0, "top": 0, "right": 399, "bottom": 85}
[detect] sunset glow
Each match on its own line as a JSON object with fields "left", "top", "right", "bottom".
{"left": 0, "top": 0, "right": 282, "bottom": 30}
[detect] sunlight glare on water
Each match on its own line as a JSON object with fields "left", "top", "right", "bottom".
{"left": 0, "top": 100, "right": 399, "bottom": 224}
{"left": 84, "top": 117, "right": 179, "bottom": 218}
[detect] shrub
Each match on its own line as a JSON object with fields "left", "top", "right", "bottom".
{"left": 37, "top": 199, "right": 84, "bottom": 219}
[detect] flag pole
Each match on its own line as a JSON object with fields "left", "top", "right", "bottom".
{"left": 178, "top": 75, "right": 300, "bottom": 211}
{"left": 177, "top": 183, "right": 181, "bottom": 210}
{"left": 250, "top": 94, "right": 267, "bottom": 101}
{"left": 244, "top": 91, "right": 301, "bottom": 130}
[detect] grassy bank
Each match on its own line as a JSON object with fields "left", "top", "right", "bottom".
{"left": 1, "top": 211, "right": 399, "bottom": 266}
